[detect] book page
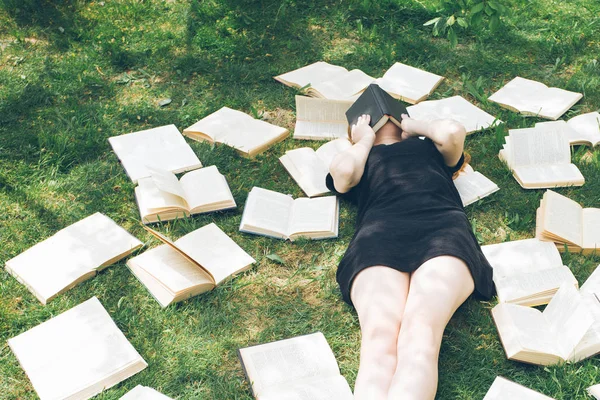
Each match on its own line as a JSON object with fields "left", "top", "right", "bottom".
{"left": 294, "top": 96, "right": 352, "bottom": 140}
{"left": 536, "top": 120, "right": 581, "bottom": 147}
{"left": 375, "top": 62, "right": 443, "bottom": 103}
{"left": 488, "top": 77, "right": 550, "bottom": 113}
{"left": 567, "top": 112, "right": 600, "bottom": 144}
{"left": 315, "top": 138, "right": 353, "bottom": 170}
{"left": 275, "top": 61, "right": 348, "bottom": 88}
{"left": 240, "top": 187, "right": 294, "bottom": 239}
{"left": 239, "top": 332, "right": 342, "bottom": 397}
{"left": 108, "top": 125, "right": 202, "bottom": 183}
{"left": 136, "top": 178, "right": 189, "bottom": 213}
{"left": 120, "top": 385, "right": 174, "bottom": 400}
{"left": 588, "top": 384, "right": 600, "bottom": 400}
{"left": 217, "top": 116, "right": 288, "bottom": 154}
{"left": 179, "top": 165, "right": 235, "bottom": 211}
{"left": 282, "top": 148, "right": 330, "bottom": 196}
{"left": 580, "top": 265, "right": 600, "bottom": 295}
{"left": 312, "top": 69, "right": 374, "bottom": 100}
{"left": 542, "top": 190, "right": 583, "bottom": 246}
{"left": 183, "top": 107, "right": 248, "bottom": 142}
{"left": 147, "top": 167, "right": 186, "bottom": 198}
{"left": 570, "top": 293, "right": 600, "bottom": 362}
{"left": 582, "top": 208, "right": 600, "bottom": 250}
{"left": 513, "top": 163, "right": 584, "bottom": 188}
{"left": 494, "top": 266, "right": 576, "bottom": 305}
{"left": 7, "top": 297, "right": 146, "bottom": 400}
{"left": 259, "top": 375, "right": 353, "bottom": 400}
{"left": 544, "top": 283, "right": 594, "bottom": 360}
{"left": 174, "top": 223, "right": 255, "bottom": 285}
{"left": 452, "top": 169, "right": 499, "bottom": 206}
{"left": 289, "top": 196, "right": 337, "bottom": 237}
{"left": 483, "top": 377, "right": 555, "bottom": 400}
{"left": 533, "top": 87, "right": 583, "bottom": 120}
{"left": 508, "top": 127, "right": 570, "bottom": 167}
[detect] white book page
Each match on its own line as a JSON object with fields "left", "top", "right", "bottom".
{"left": 483, "top": 377, "right": 555, "bottom": 400}
{"left": 536, "top": 120, "right": 581, "bottom": 146}
{"left": 453, "top": 169, "right": 499, "bottom": 206}
{"left": 580, "top": 265, "right": 600, "bottom": 295}
{"left": 174, "top": 223, "right": 255, "bottom": 285}
{"left": 513, "top": 163, "right": 584, "bottom": 187}
{"left": 183, "top": 107, "right": 247, "bottom": 141}
{"left": 567, "top": 112, "right": 600, "bottom": 144}
{"left": 147, "top": 167, "right": 186, "bottom": 198}
{"left": 508, "top": 127, "right": 570, "bottom": 167}
{"left": 283, "top": 148, "right": 330, "bottom": 195}
{"left": 120, "top": 385, "right": 174, "bottom": 400}
{"left": 312, "top": 69, "right": 374, "bottom": 100}
{"left": 179, "top": 165, "right": 234, "bottom": 211}
{"left": 482, "top": 238, "right": 563, "bottom": 279}
{"left": 241, "top": 187, "right": 294, "bottom": 238}
{"left": 136, "top": 177, "right": 188, "bottom": 212}
{"left": 289, "top": 197, "right": 337, "bottom": 237}
{"left": 497, "top": 303, "right": 559, "bottom": 356}
{"left": 534, "top": 87, "right": 583, "bottom": 119}
{"left": 582, "top": 208, "right": 600, "bottom": 250}
{"left": 6, "top": 213, "right": 142, "bottom": 303}
{"left": 494, "top": 265, "right": 576, "bottom": 304}
{"left": 108, "top": 125, "right": 201, "bottom": 183}
{"left": 315, "top": 138, "right": 352, "bottom": 169}
{"left": 239, "top": 332, "right": 342, "bottom": 397}
{"left": 259, "top": 375, "right": 353, "bottom": 400}
{"left": 275, "top": 61, "right": 348, "bottom": 88}
{"left": 217, "top": 116, "right": 287, "bottom": 154}
{"left": 129, "top": 244, "right": 213, "bottom": 294}
{"left": 488, "top": 77, "right": 550, "bottom": 112}
{"left": 570, "top": 293, "right": 600, "bottom": 361}
{"left": 7, "top": 297, "right": 145, "bottom": 400}
{"left": 542, "top": 190, "right": 583, "bottom": 246}
{"left": 588, "top": 384, "right": 600, "bottom": 400}
{"left": 294, "top": 96, "right": 351, "bottom": 140}
{"left": 544, "top": 283, "right": 594, "bottom": 360}
{"left": 375, "top": 62, "right": 443, "bottom": 102}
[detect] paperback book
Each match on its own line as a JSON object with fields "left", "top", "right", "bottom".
{"left": 373, "top": 62, "right": 444, "bottom": 104}
{"left": 453, "top": 164, "right": 499, "bottom": 207}
{"left": 293, "top": 96, "right": 353, "bottom": 140}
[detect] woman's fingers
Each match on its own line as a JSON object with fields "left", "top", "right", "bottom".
{"left": 400, "top": 117, "right": 430, "bottom": 136}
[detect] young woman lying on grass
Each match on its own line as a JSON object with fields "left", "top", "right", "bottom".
{"left": 326, "top": 114, "right": 495, "bottom": 400}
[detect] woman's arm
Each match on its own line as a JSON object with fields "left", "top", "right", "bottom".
{"left": 400, "top": 115, "right": 466, "bottom": 167}
{"left": 328, "top": 115, "right": 375, "bottom": 193}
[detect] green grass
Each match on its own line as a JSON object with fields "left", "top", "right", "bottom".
{"left": 1, "top": 0, "right": 600, "bottom": 398}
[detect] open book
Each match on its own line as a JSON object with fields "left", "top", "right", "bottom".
{"left": 183, "top": 107, "right": 289, "bottom": 157}
{"left": 483, "top": 377, "right": 555, "bottom": 400}
{"left": 238, "top": 332, "right": 353, "bottom": 400}
{"left": 274, "top": 61, "right": 374, "bottom": 100}
{"left": 406, "top": 95, "right": 501, "bottom": 134}
{"left": 127, "top": 223, "right": 255, "bottom": 307}
{"left": 453, "top": 164, "right": 499, "bottom": 207}
{"left": 5, "top": 213, "right": 143, "bottom": 305}
{"left": 135, "top": 165, "right": 235, "bottom": 224}
{"left": 561, "top": 112, "right": 600, "bottom": 147}
{"left": 372, "top": 62, "right": 444, "bottom": 104}
{"left": 280, "top": 138, "right": 352, "bottom": 197}
{"left": 239, "top": 187, "right": 339, "bottom": 241}
{"left": 536, "top": 189, "right": 600, "bottom": 254}
{"left": 498, "top": 125, "right": 584, "bottom": 189}
{"left": 8, "top": 297, "right": 147, "bottom": 400}
{"left": 488, "top": 76, "right": 583, "bottom": 120}
{"left": 294, "top": 96, "right": 352, "bottom": 140}
{"left": 571, "top": 264, "right": 600, "bottom": 362}
{"left": 491, "top": 283, "right": 594, "bottom": 365}
{"left": 120, "top": 385, "right": 173, "bottom": 400}
{"left": 481, "top": 238, "right": 576, "bottom": 306}
{"left": 588, "top": 384, "right": 600, "bottom": 399}
{"left": 108, "top": 124, "right": 202, "bottom": 184}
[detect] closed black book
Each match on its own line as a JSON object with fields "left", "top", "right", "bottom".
{"left": 345, "top": 83, "right": 409, "bottom": 132}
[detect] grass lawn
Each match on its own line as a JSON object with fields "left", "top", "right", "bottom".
{"left": 1, "top": 0, "right": 600, "bottom": 398}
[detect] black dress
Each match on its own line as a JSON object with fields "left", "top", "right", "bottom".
{"left": 325, "top": 136, "right": 495, "bottom": 306}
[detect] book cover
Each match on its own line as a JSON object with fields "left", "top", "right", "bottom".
{"left": 345, "top": 84, "right": 409, "bottom": 131}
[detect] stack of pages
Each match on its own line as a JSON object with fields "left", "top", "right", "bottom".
{"left": 183, "top": 107, "right": 289, "bottom": 157}
{"left": 274, "top": 61, "right": 374, "bottom": 100}
{"left": 127, "top": 223, "right": 255, "bottom": 307}
{"left": 406, "top": 95, "right": 501, "bottom": 134}
{"left": 483, "top": 377, "right": 555, "bottom": 400}
{"left": 8, "top": 297, "right": 147, "bottom": 400}
{"left": 498, "top": 125, "right": 585, "bottom": 188}
{"left": 482, "top": 238, "right": 576, "bottom": 306}
{"left": 280, "top": 138, "right": 352, "bottom": 197}
{"left": 5, "top": 212, "right": 142, "bottom": 304}
{"left": 135, "top": 165, "right": 236, "bottom": 224}
{"left": 536, "top": 189, "right": 600, "bottom": 254}
{"left": 238, "top": 332, "right": 353, "bottom": 400}
{"left": 452, "top": 164, "right": 499, "bottom": 206}
{"left": 488, "top": 76, "right": 583, "bottom": 120}
{"left": 120, "top": 385, "right": 173, "bottom": 400}
{"left": 293, "top": 96, "right": 353, "bottom": 140}
{"left": 373, "top": 62, "right": 444, "bottom": 104}
{"left": 108, "top": 124, "right": 202, "bottom": 183}
{"left": 240, "top": 187, "right": 339, "bottom": 241}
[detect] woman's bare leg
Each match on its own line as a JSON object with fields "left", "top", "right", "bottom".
{"left": 351, "top": 266, "right": 411, "bottom": 400}
{"left": 387, "top": 256, "right": 475, "bottom": 400}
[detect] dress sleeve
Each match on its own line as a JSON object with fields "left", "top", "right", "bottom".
{"left": 447, "top": 153, "right": 465, "bottom": 174}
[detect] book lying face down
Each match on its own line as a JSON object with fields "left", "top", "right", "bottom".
{"left": 345, "top": 83, "right": 409, "bottom": 133}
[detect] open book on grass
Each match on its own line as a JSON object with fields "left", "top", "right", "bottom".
{"left": 406, "top": 95, "right": 501, "bottom": 134}
{"left": 274, "top": 61, "right": 374, "bottom": 100}
{"left": 562, "top": 112, "right": 600, "bottom": 147}
{"left": 108, "top": 124, "right": 202, "bottom": 184}
{"left": 8, "top": 297, "right": 147, "bottom": 400}
{"left": 183, "top": 107, "right": 289, "bottom": 157}
{"left": 453, "top": 164, "right": 499, "bottom": 207}
{"left": 120, "top": 385, "right": 173, "bottom": 400}
{"left": 294, "top": 96, "right": 352, "bottom": 140}
{"left": 536, "top": 189, "right": 600, "bottom": 254}
{"left": 483, "top": 377, "right": 555, "bottom": 400}
{"left": 238, "top": 332, "right": 353, "bottom": 400}
{"left": 373, "top": 62, "right": 444, "bottom": 104}
{"left": 127, "top": 223, "right": 255, "bottom": 307}
{"left": 239, "top": 187, "right": 339, "bottom": 241}
{"left": 572, "top": 264, "right": 600, "bottom": 362}
{"left": 498, "top": 125, "right": 584, "bottom": 189}
{"left": 135, "top": 165, "right": 235, "bottom": 224}
{"left": 5, "top": 213, "right": 142, "bottom": 305}
{"left": 488, "top": 76, "right": 583, "bottom": 120}
{"left": 491, "top": 283, "right": 594, "bottom": 365}
{"left": 482, "top": 238, "right": 576, "bottom": 306}
{"left": 280, "top": 138, "right": 352, "bottom": 197}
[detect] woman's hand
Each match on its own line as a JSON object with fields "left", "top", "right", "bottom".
{"left": 351, "top": 114, "right": 376, "bottom": 144}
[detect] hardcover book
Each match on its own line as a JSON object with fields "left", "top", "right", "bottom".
{"left": 345, "top": 83, "right": 409, "bottom": 132}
